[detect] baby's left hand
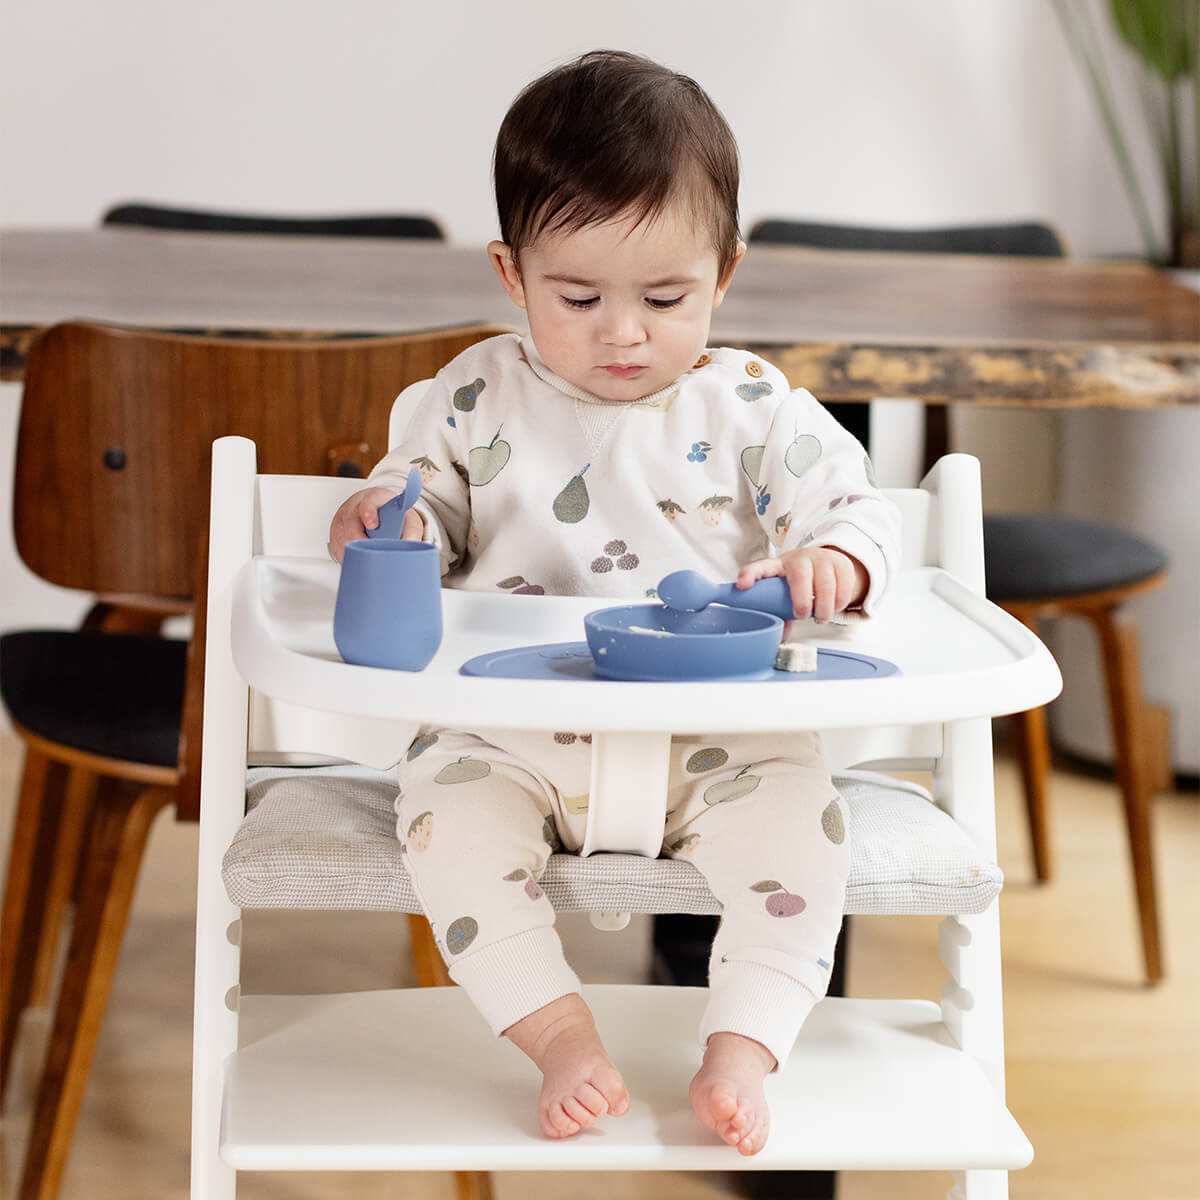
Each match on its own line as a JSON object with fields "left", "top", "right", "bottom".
{"left": 736, "top": 546, "right": 867, "bottom": 626}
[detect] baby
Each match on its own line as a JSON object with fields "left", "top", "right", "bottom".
{"left": 329, "top": 50, "right": 900, "bottom": 1155}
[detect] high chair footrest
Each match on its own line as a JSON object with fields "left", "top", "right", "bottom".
{"left": 222, "top": 984, "right": 1032, "bottom": 1172}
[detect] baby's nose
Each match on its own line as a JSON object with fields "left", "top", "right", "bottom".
{"left": 600, "top": 306, "right": 646, "bottom": 346}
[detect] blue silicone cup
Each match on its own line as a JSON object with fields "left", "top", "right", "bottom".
{"left": 333, "top": 539, "right": 442, "bottom": 671}
{"left": 583, "top": 603, "right": 783, "bottom": 681}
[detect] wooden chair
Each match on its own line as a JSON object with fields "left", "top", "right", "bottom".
{"left": 101, "top": 201, "right": 445, "bottom": 241}
{"left": 0, "top": 320, "right": 511, "bottom": 1200}
{"left": 747, "top": 218, "right": 1170, "bottom": 982}
{"left": 191, "top": 431, "right": 1059, "bottom": 1198}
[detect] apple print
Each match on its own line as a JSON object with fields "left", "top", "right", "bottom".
{"left": 467, "top": 428, "right": 511, "bottom": 485}
{"left": 406, "top": 811, "right": 433, "bottom": 852}
{"left": 553, "top": 464, "right": 590, "bottom": 522}
{"left": 698, "top": 495, "right": 733, "bottom": 527}
{"left": 750, "top": 879, "right": 807, "bottom": 917}
{"left": 445, "top": 915, "right": 478, "bottom": 954}
{"left": 434, "top": 756, "right": 492, "bottom": 785}
{"left": 503, "top": 868, "right": 544, "bottom": 900}
{"left": 703, "top": 766, "right": 761, "bottom": 806}
{"left": 774, "top": 512, "right": 792, "bottom": 539}
{"left": 784, "top": 432, "right": 822, "bottom": 479}
{"left": 453, "top": 377, "right": 485, "bottom": 411}
{"left": 406, "top": 731, "right": 439, "bottom": 761}
{"left": 686, "top": 747, "right": 729, "bottom": 773}
{"left": 821, "top": 798, "right": 846, "bottom": 844}
{"left": 656, "top": 499, "right": 686, "bottom": 521}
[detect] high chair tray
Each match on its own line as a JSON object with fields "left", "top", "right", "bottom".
{"left": 222, "top": 985, "right": 1033, "bottom": 1172}
{"left": 233, "top": 558, "right": 1061, "bottom": 734}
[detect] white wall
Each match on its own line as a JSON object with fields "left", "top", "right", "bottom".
{"left": 0, "top": 0, "right": 1173, "bottom": 729}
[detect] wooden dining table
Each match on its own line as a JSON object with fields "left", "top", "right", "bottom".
{"left": 2, "top": 227, "right": 1198, "bottom": 406}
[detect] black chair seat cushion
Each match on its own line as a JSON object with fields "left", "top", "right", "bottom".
{"left": 983, "top": 514, "right": 1168, "bottom": 602}
{"left": 0, "top": 630, "right": 187, "bottom": 768}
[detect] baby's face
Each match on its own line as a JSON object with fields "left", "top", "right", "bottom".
{"left": 490, "top": 201, "right": 742, "bottom": 402}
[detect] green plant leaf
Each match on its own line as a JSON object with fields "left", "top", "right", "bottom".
{"left": 1110, "top": 0, "right": 1193, "bottom": 81}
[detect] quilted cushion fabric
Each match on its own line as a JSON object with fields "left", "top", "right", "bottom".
{"left": 223, "top": 766, "right": 1003, "bottom": 917}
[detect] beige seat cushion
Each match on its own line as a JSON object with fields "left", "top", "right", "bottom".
{"left": 223, "top": 766, "right": 1002, "bottom": 917}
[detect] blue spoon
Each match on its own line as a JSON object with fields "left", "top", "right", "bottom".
{"left": 656, "top": 569, "right": 796, "bottom": 621}
{"left": 366, "top": 466, "right": 423, "bottom": 539}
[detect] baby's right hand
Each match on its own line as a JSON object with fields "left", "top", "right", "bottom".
{"left": 328, "top": 486, "right": 423, "bottom": 563}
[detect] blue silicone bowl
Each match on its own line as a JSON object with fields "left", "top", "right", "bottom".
{"left": 583, "top": 603, "right": 783, "bottom": 681}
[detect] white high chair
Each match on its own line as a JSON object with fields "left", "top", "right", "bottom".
{"left": 191, "top": 388, "right": 1061, "bottom": 1198}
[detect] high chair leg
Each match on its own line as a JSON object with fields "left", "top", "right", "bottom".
{"left": 17, "top": 781, "right": 172, "bottom": 1200}
{"left": 28, "top": 768, "right": 98, "bottom": 1006}
{"left": 1, "top": 747, "right": 67, "bottom": 1097}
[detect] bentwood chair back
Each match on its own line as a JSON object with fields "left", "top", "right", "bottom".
{"left": 748, "top": 218, "right": 1171, "bottom": 982}
{"left": 0, "top": 320, "right": 512, "bottom": 1200}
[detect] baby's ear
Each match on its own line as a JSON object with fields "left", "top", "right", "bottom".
{"left": 488, "top": 241, "right": 526, "bottom": 309}
{"left": 712, "top": 239, "right": 747, "bottom": 308}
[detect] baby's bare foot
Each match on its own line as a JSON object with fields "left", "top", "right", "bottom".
{"left": 504, "top": 993, "right": 630, "bottom": 1139}
{"left": 690, "top": 1031, "right": 776, "bottom": 1155}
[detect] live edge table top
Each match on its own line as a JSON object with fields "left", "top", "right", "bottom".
{"left": 2, "top": 227, "right": 1198, "bottom": 406}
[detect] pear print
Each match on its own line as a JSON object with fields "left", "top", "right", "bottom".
{"left": 698, "top": 495, "right": 733, "bottom": 527}
{"left": 736, "top": 380, "right": 773, "bottom": 402}
{"left": 406, "top": 731, "right": 439, "bottom": 761}
{"left": 686, "top": 747, "right": 729, "bottom": 773}
{"left": 434, "top": 756, "right": 492, "bottom": 785}
{"left": 468, "top": 428, "right": 511, "bottom": 485}
{"left": 453, "top": 377, "right": 485, "bottom": 411}
{"left": 656, "top": 499, "right": 686, "bottom": 522}
{"left": 703, "top": 766, "right": 761, "bottom": 806}
{"left": 553, "top": 465, "right": 591, "bottom": 523}
{"left": 821, "top": 798, "right": 846, "bottom": 844}
{"left": 406, "top": 811, "right": 434, "bottom": 852}
{"left": 750, "top": 879, "right": 807, "bottom": 917}
{"left": 775, "top": 512, "right": 792, "bottom": 539}
{"left": 784, "top": 432, "right": 822, "bottom": 479}
{"left": 445, "top": 916, "right": 478, "bottom": 955}
{"left": 740, "top": 445, "right": 765, "bottom": 488}
{"left": 503, "top": 868, "right": 544, "bottom": 900}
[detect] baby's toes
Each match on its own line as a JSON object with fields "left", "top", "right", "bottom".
{"left": 561, "top": 1094, "right": 602, "bottom": 1129}
{"left": 594, "top": 1064, "right": 631, "bottom": 1116}
{"left": 542, "top": 1101, "right": 581, "bottom": 1139}
{"left": 733, "top": 1111, "right": 769, "bottom": 1156}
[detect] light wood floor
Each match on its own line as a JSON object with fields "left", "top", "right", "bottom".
{"left": 1, "top": 731, "right": 1197, "bottom": 1199}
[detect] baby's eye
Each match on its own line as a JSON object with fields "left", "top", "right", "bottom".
{"left": 646, "top": 296, "right": 685, "bottom": 310}
{"left": 561, "top": 295, "right": 599, "bottom": 310}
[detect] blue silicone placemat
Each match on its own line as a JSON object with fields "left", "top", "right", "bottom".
{"left": 460, "top": 642, "right": 900, "bottom": 683}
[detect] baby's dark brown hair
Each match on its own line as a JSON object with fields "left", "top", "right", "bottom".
{"left": 493, "top": 50, "right": 741, "bottom": 276}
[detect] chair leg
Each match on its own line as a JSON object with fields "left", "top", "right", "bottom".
{"left": 28, "top": 769, "right": 98, "bottom": 1006}
{"left": 1, "top": 748, "right": 67, "bottom": 1097}
{"left": 17, "top": 781, "right": 173, "bottom": 1200}
{"left": 407, "top": 912, "right": 451, "bottom": 988}
{"left": 1007, "top": 706, "right": 1053, "bottom": 882}
{"left": 1089, "top": 605, "right": 1164, "bottom": 984}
